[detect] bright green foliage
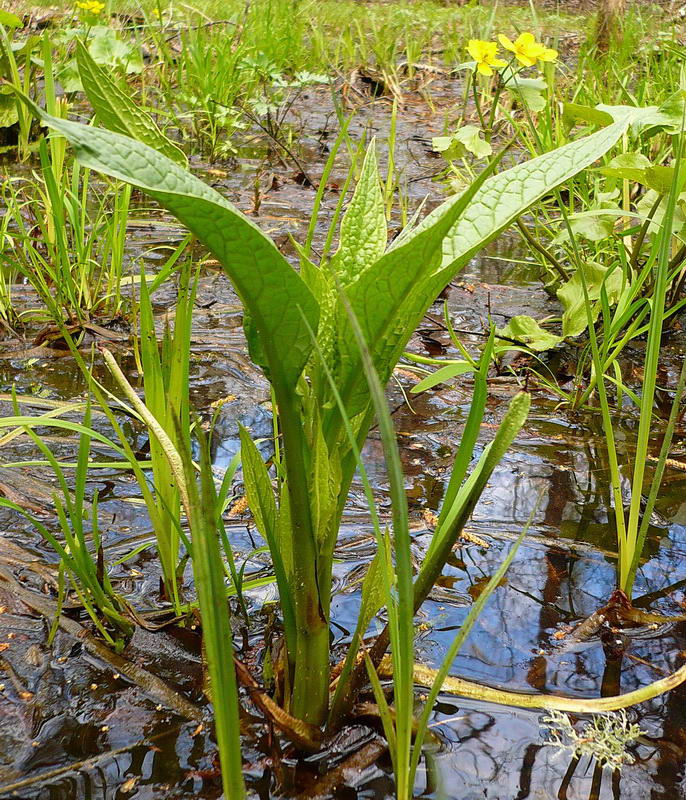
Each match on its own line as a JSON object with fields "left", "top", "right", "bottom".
{"left": 410, "top": 360, "right": 474, "bottom": 393}
{"left": 0, "top": 406, "right": 133, "bottom": 646}
{"left": 496, "top": 315, "right": 564, "bottom": 352}
{"left": 179, "top": 427, "right": 246, "bottom": 799}
{"left": 27, "top": 108, "right": 319, "bottom": 395}
{"left": 331, "top": 140, "right": 387, "bottom": 282}
{"left": 435, "top": 119, "right": 632, "bottom": 271}
{"left": 433, "top": 125, "right": 493, "bottom": 160}
{"left": 20, "top": 93, "right": 637, "bottom": 734}
{"left": 558, "top": 262, "right": 623, "bottom": 338}
{"left": 76, "top": 40, "right": 187, "bottom": 167}
{"left": 238, "top": 424, "right": 296, "bottom": 657}
{"left": 136, "top": 264, "right": 194, "bottom": 611}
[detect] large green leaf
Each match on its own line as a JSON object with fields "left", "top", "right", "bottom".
{"left": 436, "top": 118, "right": 635, "bottom": 275}
{"left": 350, "top": 117, "right": 636, "bottom": 429}
{"left": 24, "top": 102, "right": 319, "bottom": 392}
{"left": 334, "top": 120, "right": 633, "bottom": 420}
{"left": 76, "top": 40, "right": 186, "bottom": 167}
{"left": 335, "top": 151, "right": 501, "bottom": 418}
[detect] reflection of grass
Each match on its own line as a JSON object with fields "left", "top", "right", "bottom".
{"left": 542, "top": 709, "right": 645, "bottom": 771}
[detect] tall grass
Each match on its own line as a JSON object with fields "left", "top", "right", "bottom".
{"left": 563, "top": 122, "right": 686, "bottom": 597}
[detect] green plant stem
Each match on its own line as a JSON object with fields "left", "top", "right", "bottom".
{"left": 626, "top": 358, "right": 686, "bottom": 593}
{"left": 516, "top": 218, "right": 570, "bottom": 281}
{"left": 472, "top": 73, "right": 488, "bottom": 131}
{"left": 277, "top": 389, "right": 330, "bottom": 725}
{"left": 623, "top": 131, "right": 683, "bottom": 592}
{"left": 386, "top": 656, "right": 686, "bottom": 713}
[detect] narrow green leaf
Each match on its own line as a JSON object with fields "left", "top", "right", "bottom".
{"left": 329, "top": 549, "right": 386, "bottom": 721}
{"left": 409, "top": 517, "right": 530, "bottom": 785}
{"left": 410, "top": 361, "right": 474, "bottom": 393}
{"left": 182, "top": 429, "right": 245, "bottom": 800}
{"left": 238, "top": 425, "right": 278, "bottom": 541}
{"left": 437, "top": 332, "right": 494, "bottom": 528}
{"left": 417, "top": 392, "right": 531, "bottom": 604}
{"left": 341, "top": 288, "right": 415, "bottom": 795}
{"left": 238, "top": 425, "right": 296, "bottom": 654}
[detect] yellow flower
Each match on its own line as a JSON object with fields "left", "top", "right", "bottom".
{"left": 498, "top": 32, "right": 557, "bottom": 67}
{"left": 76, "top": 0, "right": 105, "bottom": 13}
{"left": 537, "top": 45, "right": 559, "bottom": 63}
{"left": 467, "top": 39, "right": 507, "bottom": 77}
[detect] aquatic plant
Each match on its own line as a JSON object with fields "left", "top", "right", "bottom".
{"left": 587, "top": 127, "right": 686, "bottom": 597}
{"left": 543, "top": 709, "right": 645, "bottom": 771}
{"left": 0, "top": 16, "right": 38, "bottom": 160}
{"left": 14, "top": 82, "right": 648, "bottom": 792}
{"left": 130, "top": 260, "right": 195, "bottom": 612}
{"left": 0, "top": 401, "right": 135, "bottom": 645}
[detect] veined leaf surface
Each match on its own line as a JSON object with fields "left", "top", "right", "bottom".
{"left": 332, "top": 140, "right": 386, "bottom": 285}
{"left": 336, "top": 117, "right": 636, "bottom": 423}
{"left": 28, "top": 104, "right": 319, "bottom": 391}
{"left": 436, "top": 118, "right": 635, "bottom": 275}
{"left": 76, "top": 40, "right": 187, "bottom": 168}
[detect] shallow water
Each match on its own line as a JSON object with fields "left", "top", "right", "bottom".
{"left": 0, "top": 80, "right": 685, "bottom": 800}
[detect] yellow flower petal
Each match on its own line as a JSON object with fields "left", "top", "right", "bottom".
{"left": 467, "top": 39, "right": 487, "bottom": 61}
{"left": 477, "top": 62, "right": 494, "bottom": 76}
{"left": 483, "top": 42, "right": 498, "bottom": 60}
{"left": 498, "top": 34, "right": 515, "bottom": 53}
{"left": 516, "top": 32, "right": 536, "bottom": 47}
{"left": 515, "top": 53, "right": 538, "bottom": 67}
{"left": 538, "top": 47, "right": 558, "bottom": 62}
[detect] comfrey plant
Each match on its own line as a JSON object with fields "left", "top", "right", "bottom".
{"left": 18, "top": 80, "right": 646, "bottom": 796}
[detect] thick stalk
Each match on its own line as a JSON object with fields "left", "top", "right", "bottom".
{"left": 277, "top": 389, "right": 330, "bottom": 725}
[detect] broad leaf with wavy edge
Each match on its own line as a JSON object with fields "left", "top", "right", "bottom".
{"left": 338, "top": 116, "right": 643, "bottom": 421}
{"left": 25, "top": 101, "right": 319, "bottom": 393}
